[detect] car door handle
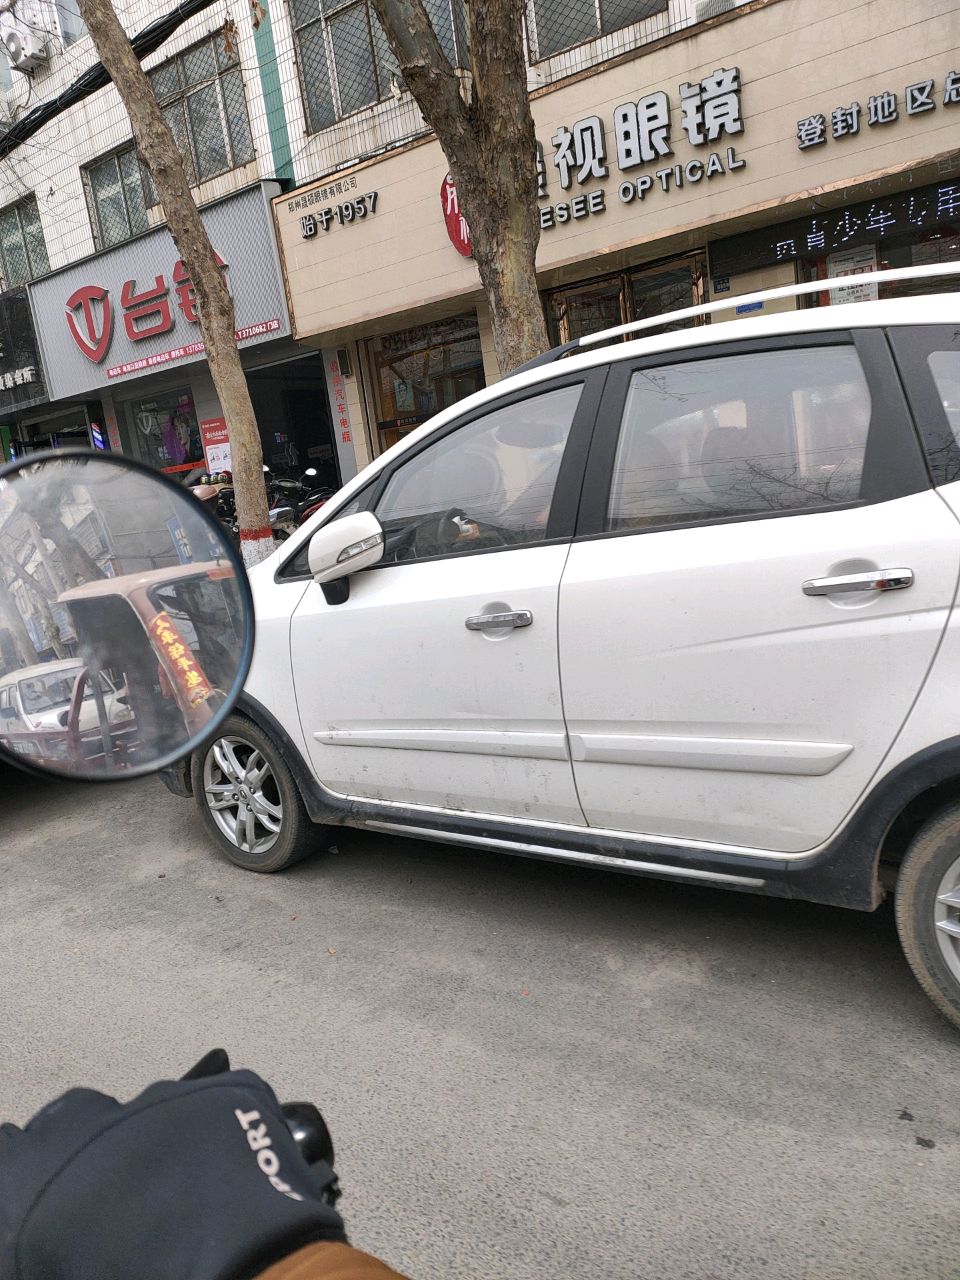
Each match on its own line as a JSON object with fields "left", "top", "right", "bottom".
{"left": 465, "top": 610, "right": 533, "bottom": 631}
{"left": 802, "top": 568, "right": 914, "bottom": 596}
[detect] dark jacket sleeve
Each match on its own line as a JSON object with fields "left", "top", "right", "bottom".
{"left": 257, "top": 1242, "right": 411, "bottom": 1280}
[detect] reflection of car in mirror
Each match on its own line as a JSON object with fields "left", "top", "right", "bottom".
{"left": 0, "top": 659, "right": 129, "bottom": 736}
{"left": 55, "top": 563, "right": 245, "bottom": 769}
{"left": 0, "top": 452, "right": 251, "bottom": 778}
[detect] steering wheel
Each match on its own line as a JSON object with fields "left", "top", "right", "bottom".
{"left": 412, "top": 508, "right": 470, "bottom": 558}
{"left": 413, "top": 508, "right": 521, "bottom": 557}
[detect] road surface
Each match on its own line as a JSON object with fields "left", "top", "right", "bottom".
{"left": 0, "top": 767, "right": 956, "bottom": 1279}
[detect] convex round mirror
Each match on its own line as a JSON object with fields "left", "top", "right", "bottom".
{"left": 0, "top": 451, "right": 253, "bottom": 780}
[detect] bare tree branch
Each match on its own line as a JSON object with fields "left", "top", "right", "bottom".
{"left": 370, "top": 0, "right": 475, "bottom": 165}
{"left": 372, "top": 0, "right": 548, "bottom": 371}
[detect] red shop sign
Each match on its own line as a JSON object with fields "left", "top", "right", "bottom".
{"left": 65, "top": 254, "right": 227, "bottom": 364}
{"left": 441, "top": 173, "right": 473, "bottom": 258}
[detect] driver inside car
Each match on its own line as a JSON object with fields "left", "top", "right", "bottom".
{"left": 444, "top": 411, "right": 569, "bottom": 546}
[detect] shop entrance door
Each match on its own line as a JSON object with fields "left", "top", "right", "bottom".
{"left": 246, "top": 354, "right": 340, "bottom": 486}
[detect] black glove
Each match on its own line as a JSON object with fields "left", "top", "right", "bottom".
{"left": 0, "top": 1053, "right": 346, "bottom": 1280}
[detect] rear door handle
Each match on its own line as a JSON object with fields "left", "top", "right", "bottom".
{"left": 465, "top": 610, "right": 533, "bottom": 631}
{"left": 802, "top": 568, "right": 914, "bottom": 596}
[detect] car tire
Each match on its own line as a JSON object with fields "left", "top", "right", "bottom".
{"left": 191, "top": 714, "right": 321, "bottom": 873}
{"left": 894, "top": 802, "right": 960, "bottom": 1031}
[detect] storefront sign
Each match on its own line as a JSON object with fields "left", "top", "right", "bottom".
{"left": 165, "top": 516, "right": 193, "bottom": 565}
{"left": 285, "top": 174, "right": 379, "bottom": 239}
{"left": 0, "top": 287, "right": 47, "bottom": 413}
{"left": 321, "top": 348, "right": 359, "bottom": 485}
{"left": 539, "top": 66, "right": 747, "bottom": 229}
{"left": 711, "top": 178, "right": 960, "bottom": 276}
{"left": 31, "top": 184, "right": 291, "bottom": 400}
{"left": 298, "top": 192, "right": 378, "bottom": 239}
{"left": 441, "top": 175, "right": 472, "bottom": 257}
{"left": 105, "top": 321, "right": 281, "bottom": 379}
{"left": 327, "top": 358, "right": 352, "bottom": 445}
{"left": 271, "top": 0, "right": 960, "bottom": 351}
{"left": 796, "top": 69, "right": 960, "bottom": 148}
{"left": 0, "top": 364, "right": 39, "bottom": 390}
{"left": 200, "top": 417, "right": 231, "bottom": 473}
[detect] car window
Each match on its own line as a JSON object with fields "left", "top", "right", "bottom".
{"left": 606, "top": 346, "right": 871, "bottom": 531}
{"left": 147, "top": 578, "right": 244, "bottom": 690}
{"left": 18, "top": 669, "right": 84, "bottom": 714}
{"left": 887, "top": 327, "right": 960, "bottom": 486}
{"left": 929, "top": 350, "right": 960, "bottom": 448}
{"left": 374, "top": 384, "right": 583, "bottom": 564}
{"left": 887, "top": 327, "right": 960, "bottom": 485}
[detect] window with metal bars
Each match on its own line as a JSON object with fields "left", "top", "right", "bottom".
{"left": 55, "top": 0, "right": 87, "bottom": 46}
{"left": 291, "top": 0, "right": 467, "bottom": 133}
{"left": 147, "top": 35, "right": 255, "bottom": 187}
{"left": 527, "top": 0, "right": 668, "bottom": 61}
{"left": 83, "top": 147, "right": 156, "bottom": 251}
{"left": 0, "top": 197, "right": 50, "bottom": 288}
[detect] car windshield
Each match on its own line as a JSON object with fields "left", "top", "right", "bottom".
{"left": 18, "top": 669, "right": 109, "bottom": 714}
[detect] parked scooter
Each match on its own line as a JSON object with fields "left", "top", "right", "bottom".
{"left": 187, "top": 466, "right": 336, "bottom": 544}
{"left": 188, "top": 471, "right": 241, "bottom": 548}
{"left": 263, "top": 466, "right": 337, "bottom": 534}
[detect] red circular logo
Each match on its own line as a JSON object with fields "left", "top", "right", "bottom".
{"left": 441, "top": 173, "right": 473, "bottom": 258}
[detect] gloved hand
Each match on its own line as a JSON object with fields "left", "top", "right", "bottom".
{"left": 0, "top": 1051, "right": 346, "bottom": 1280}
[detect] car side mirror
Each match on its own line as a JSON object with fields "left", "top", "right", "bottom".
{"left": 308, "top": 511, "right": 385, "bottom": 585}
{"left": 0, "top": 706, "right": 15, "bottom": 721}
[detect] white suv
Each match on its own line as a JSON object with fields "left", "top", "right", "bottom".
{"left": 164, "top": 264, "right": 960, "bottom": 1029}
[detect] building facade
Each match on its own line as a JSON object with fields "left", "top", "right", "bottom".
{"left": 1, "top": 0, "right": 958, "bottom": 476}
{"left": 270, "top": 0, "right": 960, "bottom": 463}
{"left": 0, "top": 0, "right": 370, "bottom": 477}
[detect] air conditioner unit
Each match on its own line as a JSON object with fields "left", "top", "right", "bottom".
{"left": 4, "top": 26, "right": 49, "bottom": 71}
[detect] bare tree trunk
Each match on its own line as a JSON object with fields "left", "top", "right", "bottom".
{"left": 76, "top": 0, "right": 274, "bottom": 566}
{"left": 0, "top": 579, "right": 37, "bottom": 668}
{"left": 371, "top": 0, "right": 549, "bottom": 374}
{"left": 19, "top": 510, "right": 67, "bottom": 593}
{"left": 0, "top": 555, "right": 68, "bottom": 658}
{"left": 13, "top": 491, "right": 104, "bottom": 586}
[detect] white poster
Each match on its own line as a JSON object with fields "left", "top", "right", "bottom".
{"left": 827, "top": 245, "right": 878, "bottom": 305}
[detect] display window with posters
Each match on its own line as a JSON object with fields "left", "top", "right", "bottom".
{"left": 120, "top": 388, "right": 203, "bottom": 474}
{"left": 545, "top": 253, "right": 707, "bottom": 346}
{"left": 366, "top": 313, "right": 485, "bottom": 452}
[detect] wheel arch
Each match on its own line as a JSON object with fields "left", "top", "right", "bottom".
{"left": 226, "top": 692, "right": 349, "bottom": 826}
{"left": 788, "top": 737, "right": 960, "bottom": 909}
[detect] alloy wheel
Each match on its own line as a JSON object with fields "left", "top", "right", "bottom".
{"left": 935, "top": 851, "right": 960, "bottom": 987}
{"left": 202, "top": 735, "right": 283, "bottom": 854}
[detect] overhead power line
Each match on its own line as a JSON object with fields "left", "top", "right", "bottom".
{"left": 0, "top": 0, "right": 219, "bottom": 163}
